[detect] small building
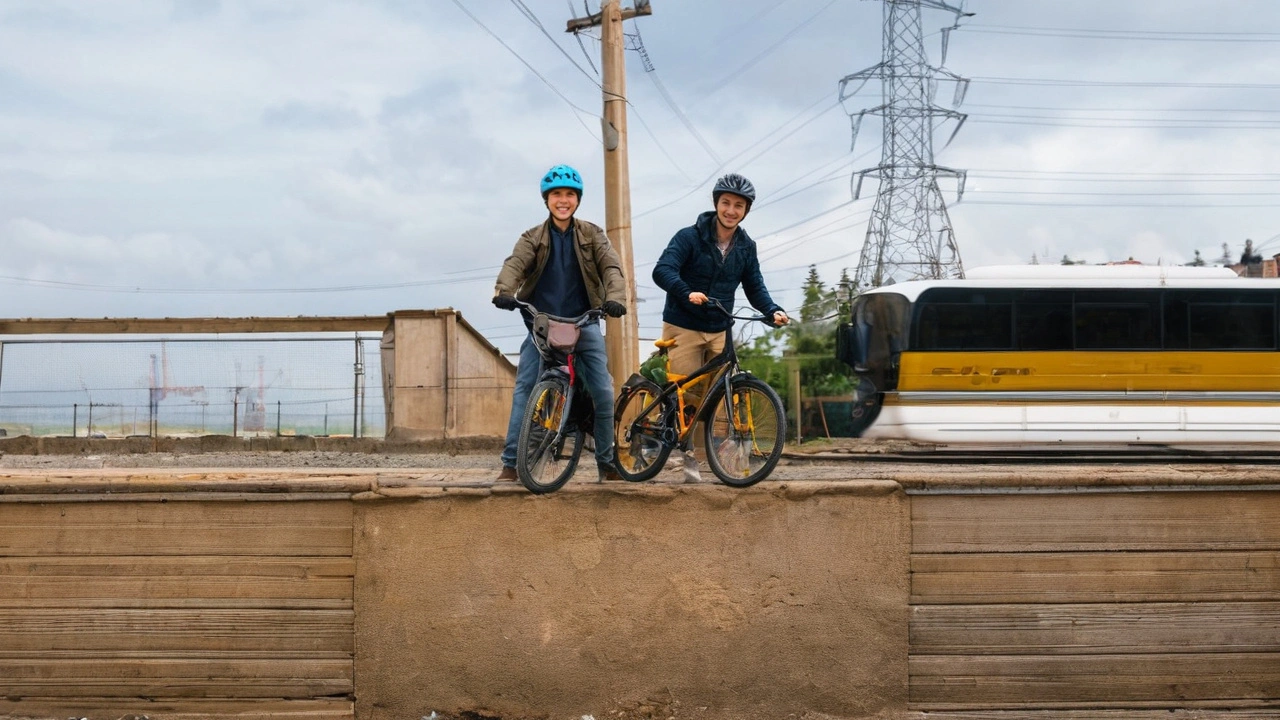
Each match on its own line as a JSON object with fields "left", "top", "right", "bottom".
{"left": 1228, "top": 253, "right": 1280, "bottom": 278}
{"left": 381, "top": 309, "right": 516, "bottom": 440}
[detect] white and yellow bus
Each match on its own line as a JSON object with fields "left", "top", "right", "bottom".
{"left": 837, "top": 264, "right": 1280, "bottom": 446}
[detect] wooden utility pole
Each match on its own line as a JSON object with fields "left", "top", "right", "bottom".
{"left": 567, "top": 0, "right": 651, "bottom": 390}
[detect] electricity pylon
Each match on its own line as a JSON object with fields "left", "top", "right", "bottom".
{"left": 840, "top": 0, "right": 972, "bottom": 289}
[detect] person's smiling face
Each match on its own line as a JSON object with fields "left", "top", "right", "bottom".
{"left": 546, "top": 187, "right": 579, "bottom": 228}
{"left": 715, "top": 193, "right": 749, "bottom": 232}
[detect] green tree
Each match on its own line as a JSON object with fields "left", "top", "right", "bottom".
{"left": 788, "top": 266, "right": 856, "bottom": 398}
{"left": 738, "top": 266, "right": 859, "bottom": 439}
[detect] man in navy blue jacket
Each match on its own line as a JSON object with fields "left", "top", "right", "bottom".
{"left": 652, "top": 173, "right": 788, "bottom": 480}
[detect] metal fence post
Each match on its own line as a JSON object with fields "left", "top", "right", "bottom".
{"left": 353, "top": 335, "right": 364, "bottom": 438}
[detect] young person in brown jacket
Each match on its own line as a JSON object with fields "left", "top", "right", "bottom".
{"left": 492, "top": 164, "right": 628, "bottom": 482}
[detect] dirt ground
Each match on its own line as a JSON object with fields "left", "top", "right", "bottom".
{"left": 0, "top": 436, "right": 885, "bottom": 480}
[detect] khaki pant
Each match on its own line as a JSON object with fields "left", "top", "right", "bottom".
{"left": 662, "top": 322, "right": 726, "bottom": 392}
{"left": 661, "top": 323, "right": 727, "bottom": 458}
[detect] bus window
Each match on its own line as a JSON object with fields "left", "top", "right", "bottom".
{"left": 1074, "top": 290, "right": 1161, "bottom": 350}
{"left": 914, "top": 289, "right": 1014, "bottom": 351}
{"left": 1015, "top": 290, "right": 1073, "bottom": 351}
{"left": 1165, "top": 289, "right": 1277, "bottom": 350}
{"left": 1189, "top": 295, "right": 1276, "bottom": 350}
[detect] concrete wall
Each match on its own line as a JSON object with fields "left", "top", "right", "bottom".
{"left": 2, "top": 465, "right": 1279, "bottom": 720}
{"left": 354, "top": 481, "right": 908, "bottom": 720}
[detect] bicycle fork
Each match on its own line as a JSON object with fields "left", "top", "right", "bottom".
{"left": 714, "top": 372, "right": 758, "bottom": 447}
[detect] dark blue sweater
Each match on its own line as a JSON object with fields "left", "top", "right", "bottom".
{"left": 528, "top": 222, "right": 591, "bottom": 319}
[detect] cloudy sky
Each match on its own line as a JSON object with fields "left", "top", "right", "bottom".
{"left": 3, "top": 0, "right": 1279, "bottom": 354}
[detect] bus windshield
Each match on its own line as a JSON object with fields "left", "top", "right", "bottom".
{"left": 841, "top": 292, "right": 910, "bottom": 390}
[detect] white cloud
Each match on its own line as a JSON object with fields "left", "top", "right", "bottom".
{"left": 1, "top": 0, "right": 1278, "bottom": 347}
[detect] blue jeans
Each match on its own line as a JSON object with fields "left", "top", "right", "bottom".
{"left": 501, "top": 323, "right": 615, "bottom": 468}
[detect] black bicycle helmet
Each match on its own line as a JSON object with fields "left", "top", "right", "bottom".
{"left": 712, "top": 173, "right": 756, "bottom": 207}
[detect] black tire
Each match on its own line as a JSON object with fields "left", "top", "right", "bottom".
{"left": 516, "top": 379, "right": 584, "bottom": 494}
{"left": 613, "top": 379, "right": 673, "bottom": 482}
{"left": 703, "top": 375, "right": 785, "bottom": 487}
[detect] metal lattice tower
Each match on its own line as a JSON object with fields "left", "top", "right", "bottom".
{"left": 840, "top": 0, "right": 972, "bottom": 289}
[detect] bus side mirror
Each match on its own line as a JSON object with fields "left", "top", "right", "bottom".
{"left": 836, "top": 322, "right": 857, "bottom": 368}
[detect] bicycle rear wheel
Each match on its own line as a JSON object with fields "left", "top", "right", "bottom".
{"left": 613, "top": 379, "right": 673, "bottom": 482}
{"left": 703, "top": 375, "right": 785, "bottom": 487}
{"left": 517, "top": 378, "right": 584, "bottom": 494}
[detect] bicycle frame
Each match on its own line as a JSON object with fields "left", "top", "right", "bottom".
{"left": 519, "top": 301, "right": 602, "bottom": 442}
{"left": 627, "top": 301, "right": 769, "bottom": 448}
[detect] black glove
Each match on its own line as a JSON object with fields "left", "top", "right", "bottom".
{"left": 492, "top": 294, "right": 519, "bottom": 311}
{"left": 602, "top": 300, "right": 627, "bottom": 318}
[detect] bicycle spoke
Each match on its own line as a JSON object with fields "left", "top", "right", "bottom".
{"left": 518, "top": 380, "right": 583, "bottom": 493}
{"left": 706, "top": 378, "right": 783, "bottom": 486}
{"left": 613, "top": 382, "right": 671, "bottom": 481}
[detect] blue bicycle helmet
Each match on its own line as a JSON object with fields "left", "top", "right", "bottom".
{"left": 540, "top": 164, "right": 584, "bottom": 199}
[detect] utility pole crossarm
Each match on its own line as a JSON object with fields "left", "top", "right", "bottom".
{"left": 918, "top": 0, "right": 972, "bottom": 16}
{"left": 565, "top": 2, "right": 652, "bottom": 33}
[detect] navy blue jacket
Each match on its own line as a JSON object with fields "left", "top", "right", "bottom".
{"left": 652, "top": 211, "right": 783, "bottom": 332}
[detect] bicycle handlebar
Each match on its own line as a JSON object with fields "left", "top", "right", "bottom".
{"left": 514, "top": 299, "right": 605, "bottom": 326}
{"left": 703, "top": 297, "right": 784, "bottom": 326}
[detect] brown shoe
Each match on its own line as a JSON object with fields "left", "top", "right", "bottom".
{"left": 496, "top": 466, "right": 518, "bottom": 482}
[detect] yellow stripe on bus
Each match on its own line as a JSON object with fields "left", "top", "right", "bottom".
{"left": 897, "top": 351, "right": 1280, "bottom": 393}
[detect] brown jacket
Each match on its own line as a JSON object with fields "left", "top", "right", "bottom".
{"left": 494, "top": 218, "right": 627, "bottom": 308}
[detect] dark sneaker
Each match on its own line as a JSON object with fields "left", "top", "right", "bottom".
{"left": 496, "top": 466, "right": 518, "bottom": 482}
{"left": 597, "top": 461, "right": 623, "bottom": 483}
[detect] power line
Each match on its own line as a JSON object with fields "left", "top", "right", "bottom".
{"left": 755, "top": 144, "right": 884, "bottom": 212}
{"left": 629, "top": 104, "right": 697, "bottom": 182}
{"left": 967, "top": 102, "right": 1280, "bottom": 115}
{"left": 960, "top": 200, "right": 1280, "bottom": 209}
{"left": 0, "top": 269, "right": 497, "bottom": 296}
{"left": 634, "top": 93, "right": 841, "bottom": 219}
{"left": 758, "top": 205, "right": 873, "bottom": 264}
{"left": 635, "top": 197, "right": 864, "bottom": 272}
{"left": 448, "top": 0, "right": 599, "bottom": 141}
{"left": 693, "top": 0, "right": 841, "bottom": 104}
{"left": 969, "top": 115, "right": 1280, "bottom": 130}
{"left": 971, "top": 173, "right": 1280, "bottom": 184}
{"left": 973, "top": 75, "right": 1280, "bottom": 90}
{"left": 763, "top": 153, "right": 858, "bottom": 203}
{"left": 509, "top": 0, "right": 603, "bottom": 88}
{"left": 969, "top": 168, "right": 1280, "bottom": 179}
{"left": 631, "top": 22, "right": 723, "bottom": 165}
{"left": 763, "top": 216, "right": 875, "bottom": 273}
{"left": 519, "top": 3, "right": 694, "bottom": 180}
{"left": 703, "top": 0, "right": 799, "bottom": 59}
{"left": 971, "top": 190, "right": 1280, "bottom": 197}
{"left": 962, "top": 24, "right": 1280, "bottom": 43}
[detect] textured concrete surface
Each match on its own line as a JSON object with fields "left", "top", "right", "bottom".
{"left": 354, "top": 480, "right": 909, "bottom": 720}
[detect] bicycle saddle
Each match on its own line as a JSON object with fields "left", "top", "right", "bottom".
{"left": 654, "top": 338, "right": 678, "bottom": 349}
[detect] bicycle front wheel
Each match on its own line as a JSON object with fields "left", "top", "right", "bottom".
{"left": 703, "top": 375, "right": 785, "bottom": 487}
{"left": 613, "top": 379, "right": 673, "bottom": 482}
{"left": 517, "top": 378, "right": 584, "bottom": 494}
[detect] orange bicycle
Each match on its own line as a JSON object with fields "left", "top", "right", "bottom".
{"left": 613, "top": 299, "right": 786, "bottom": 487}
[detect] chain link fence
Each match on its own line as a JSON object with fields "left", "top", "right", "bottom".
{"left": 0, "top": 335, "right": 384, "bottom": 439}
